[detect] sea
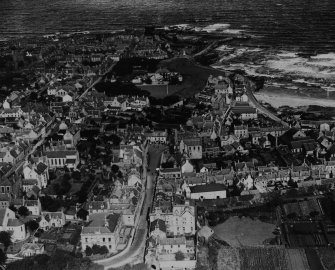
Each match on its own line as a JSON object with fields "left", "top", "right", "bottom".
{"left": 2, "top": 0, "right": 335, "bottom": 106}
{"left": 1, "top": 0, "right": 335, "bottom": 53}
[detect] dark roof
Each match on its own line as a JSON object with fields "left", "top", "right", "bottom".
{"left": 190, "top": 183, "right": 226, "bottom": 193}
{"left": 150, "top": 219, "right": 166, "bottom": 233}
{"left": 36, "top": 162, "right": 48, "bottom": 174}
{"left": 107, "top": 213, "right": 120, "bottom": 233}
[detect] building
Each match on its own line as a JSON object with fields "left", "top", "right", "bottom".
{"left": 150, "top": 201, "right": 196, "bottom": 237}
{"left": 0, "top": 208, "right": 26, "bottom": 241}
{"left": 39, "top": 211, "right": 66, "bottom": 230}
{"left": 179, "top": 138, "right": 202, "bottom": 159}
{"left": 186, "top": 183, "right": 227, "bottom": 200}
{"left": 45, "top": 149, "right": 79, "bottom": 169}
{"left": 81, "top": 212, "right": 122, "bottom": 253}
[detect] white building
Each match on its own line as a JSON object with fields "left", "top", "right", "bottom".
{"left": 186, "top": 183, "right": 227, "bottom": 200}
{"left": 39, "top": 211, "right": 66, "bottom": 230}
{"left": 45, "top": 149, "right": 79, "bottom": 169}
{"left": 0, "top": 208, "right": 26, "bottom": 241}
{"left": 150, "top": 201, "right": 196, "bottom": 237}
{"left": 81, "top": 212, "right": 122, "bottom": 253}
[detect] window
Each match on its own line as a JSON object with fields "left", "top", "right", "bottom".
{"left": 85, "top": 238, "right": 88, "bottom": 242}
{"left": 108, "top": 238, "right": 111, "bottom": 242}
{"left": 103, "top": 238, "right": 105, "bottom": 242}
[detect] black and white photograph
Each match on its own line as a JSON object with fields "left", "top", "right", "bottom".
{"left": 0, "top": 1, "right": 335, "bottom": 269}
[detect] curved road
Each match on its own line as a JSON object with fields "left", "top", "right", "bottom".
{"left": 96, "top": 144, "right": 166, "bottom": 269}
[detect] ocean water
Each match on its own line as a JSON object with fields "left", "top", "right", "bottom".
{"left": 1, "top": 0, "right": 335, "bottom": 53}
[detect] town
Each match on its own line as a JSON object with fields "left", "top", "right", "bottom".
{"left": 0, "top": 27, "right": 335, "bottom": 270}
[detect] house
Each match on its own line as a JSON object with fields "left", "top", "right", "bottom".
{"left": 179, "top": 138, "right": 202, "bottom": 159}
{"left": 0, "top": 208, "right": 26, "bottom": 241}
{"left": 0, "top": 194, "right": 10, "bottom": 209}
{"left": 181, "top": 159, "right": 194, "bottom": 174}
{"left": 81, "top": 212, "right": 122, "bottom": 253}
{"left": 187, "top": 183, "right": 227, "bottom": 200}
{"left": 39, "top": 211, "right": 66, "bottom": 230}
{"left": 63, "top": 129, "right": 80, "bottom": 148}
{"left": 146, "top": 236, "right": 196, "bottom": 270}
{"left": 159, "top": 168, "right": 181, "bottom": 179}
{"left": 25, "top": 199, "right": 41, "bottom": 216}
{"left": 20, "top": 243, "right": 44, "bottom": 257}
{"left": 231, "top": 104, "right": 257, "bottom": 120}
{"left": 234, "top": 125, "right": 248, "bottom": 138}
{"left": 45, "top": 149, "right": 79, "bottom": 169}
{"left": 23, "top": 161, "right": 49, "bottom": 189}
{"left": 150, "top": 201, "right": 196, "bottom": 237}
{"left": 145, "top": 130, "right": 168, "bottom": 144}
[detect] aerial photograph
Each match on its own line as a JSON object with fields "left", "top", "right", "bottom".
{"left": 1, "top": 0, "right": 335, "bottom": 269}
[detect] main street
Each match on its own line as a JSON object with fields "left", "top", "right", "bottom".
{"left": 96, "top": 144, "right": 166, "bottom": 269}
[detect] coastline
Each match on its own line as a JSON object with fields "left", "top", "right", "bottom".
{"left": 254, "top": 92, "right": 335, "bottom": 108}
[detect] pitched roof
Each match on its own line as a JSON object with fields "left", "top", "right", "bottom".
{"left": 45, "top": 150, "right": 77, "bottom": 158}
{"left": 150, "top": 219, "right": 166, "bottom": 233}
{"left": 190, "top": 183, "right": 226, "bottom": 193}
{"left": 36, "top": 162, "right": 48, "bottom": 174}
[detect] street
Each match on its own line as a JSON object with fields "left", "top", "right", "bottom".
{"left": 96, "top": 144, "right": 166, "bottom": 269}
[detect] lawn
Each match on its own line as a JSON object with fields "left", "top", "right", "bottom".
{"left": 138, "top": 84, "right": 181, "bottom": 98}
{"left": 214, "top": 216, "right": 276, "bottom": 247}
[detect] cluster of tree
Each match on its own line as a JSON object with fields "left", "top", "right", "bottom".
{"left": 76, "top": 175, "right": 94, "bottom": 204}
{"left": 18, "top": 206, "right": 30, "bottom": 217}
{"left": 149, "top": 95, "right": 181, "bottom": 107}
{"left": 40, "top": 196, "right": 61, "bottom": 212}
{"left": 26, "top": 220, "right": 39, "bottom": 232}
{"left": 0, "top": 231, "right": 11, "bottom": 251}
{"left": 85, "top": 245, "right": 109, "bottom": 256}
{"left": 95, "top": 81, "right": 149, "bottom": 97}
{"left": 112, "top": 57, "right": 160, "bottom": 76}
{"left": 53, "top": 173, "right": 72, "bottom": 196}
{"left": 7, "top": 250, "right": 103, "bottom": 270}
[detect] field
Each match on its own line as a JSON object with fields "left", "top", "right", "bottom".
{"left": 217, "top": 247, "right": 240, "bottom": 270}
{"left": 214, "top": 216, "right": 276, "bottom": 247}
{"left": 159, "top": 57, "right": 229, "bottom": 97}
{"left": 286, "top": 249, "right": 310, "bottom": 270}
{"left": 137, "top": 84, "right": 181, "bottom": 98}
{"left": 239, "top": 247, "right": 289, "bottom": 270}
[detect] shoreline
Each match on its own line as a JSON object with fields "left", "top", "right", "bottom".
{"left": 254, "top": 92, "right": 335, "bottom": 108}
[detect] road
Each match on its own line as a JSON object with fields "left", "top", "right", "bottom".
{"left": 77, "top": 62, "right": 116, "bottom": 101}
{"left": 96, "top": 144, "right": 166, "bottom": 269}
{"left": 245, "top": 85, "right": 289, "bottom": 127}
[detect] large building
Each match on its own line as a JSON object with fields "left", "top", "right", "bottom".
{"left": 81, "top": 212, "right": 122, "bottom": 253}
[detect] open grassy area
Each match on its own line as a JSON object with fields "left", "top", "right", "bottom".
{"left": 137, "top": 84, "right": 181, "bottom": 98}
{"left": 214, "top": 216, "right": 276, "bottom": 247}
{"left": 159, "top": 57, "right": 229, "bottom": 98}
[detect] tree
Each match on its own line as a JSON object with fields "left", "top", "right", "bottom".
{"left": 85, "top": 246, "right": 92, "bottom": 256}
{"left": 0, "top": 248, "right": 6, "bottom": 265}
{"left": 175, "top": 251, "right": 185, "bottom": 261}
{"left": 92, "top": 244, "right": 100, "bottom": 255}
{"left": 71, "top": 171, "right": 81, "bottom": 181}
{"left": 0, "top": 231, "right": 11, "bottom": 250}
{"left": 26, "top": 220, "right": 39, "bottom": 232}
{"left": 18, "top": 206, "right": 30, "bottom": 217}
{"left": 77, "top": 208, "right": 89, "bottom": 221}
{"left": 99, "top": 245, "right": 109, "bottom": 255}
{"left": 111, "top": 164, "right": 119, "bottom": 174}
